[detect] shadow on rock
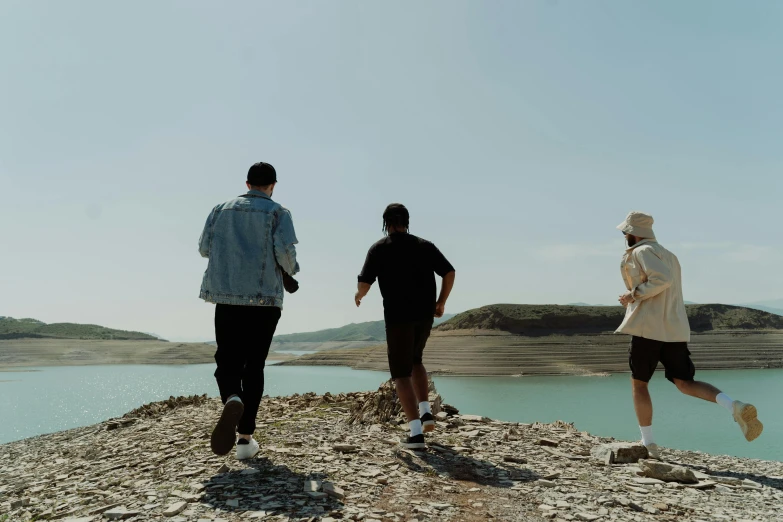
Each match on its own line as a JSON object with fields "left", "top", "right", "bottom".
{"left": 199, "top": 457, "right": 344, "bottom": 517}
{"left": 397, "top": 448, "right": 540, "bottom": 487}
{"left": 668, "top": 460, "right": 783, "bottom": 492}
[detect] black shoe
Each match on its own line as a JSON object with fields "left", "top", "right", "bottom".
{"left": 211, "top": 396, "right": 244, "bottom": 456}
{"left": 400, "top": 434, "right": 426, "bottom": 450}
{"left": 421, "top": 413, "right": 436, "bottom": 433}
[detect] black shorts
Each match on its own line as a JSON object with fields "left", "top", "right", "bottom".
{"left": 629, "top": 336, "right": 696, "bottom": 383}
{"left": 385, "top": 320, "right": 433, "bottom": 379}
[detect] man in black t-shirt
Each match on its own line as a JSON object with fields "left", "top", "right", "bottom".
{"left": 355, "top": 204, "right": 456, "bottom": 449}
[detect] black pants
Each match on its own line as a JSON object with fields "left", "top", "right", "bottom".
{"left": 214, "top": 304, "right": 281, "bottom": 435}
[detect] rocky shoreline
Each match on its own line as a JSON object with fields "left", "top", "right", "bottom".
{"left": 1, "top": 384, "right": 781, "bottom": 522}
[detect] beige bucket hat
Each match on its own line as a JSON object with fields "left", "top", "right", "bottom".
{"left": 617, "top": 211, "right": 656, "bottom": 239}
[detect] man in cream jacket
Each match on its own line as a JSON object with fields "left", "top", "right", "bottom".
{"left": 616, "top": 211, "right": 762, "bottom": 458}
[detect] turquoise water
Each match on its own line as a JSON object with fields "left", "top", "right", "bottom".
{"left": 1, "top": 365, "right": 780, "bottom": 461}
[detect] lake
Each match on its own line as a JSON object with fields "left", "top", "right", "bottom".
{"left": 1, "top": 365, "right": 780, "bottom": 461}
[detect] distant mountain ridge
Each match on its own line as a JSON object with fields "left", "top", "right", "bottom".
{"left": 568, "top": 301, "right": 782, "bottom": 317}
{"left": 0, "top": 317, "right": 160, "bottom": 341}
{"left": 274, "top": 314, "right": 456, "bottom": 343}
{"left": 741, "top": 299, "right": 783, "bottom": 317}
{"left": 437, "top": 304, "right": 783, "bottom": 335}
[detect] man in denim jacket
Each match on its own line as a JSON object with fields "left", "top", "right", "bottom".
{"left": 199, "top": 161, "right": 299, "bottom": 459}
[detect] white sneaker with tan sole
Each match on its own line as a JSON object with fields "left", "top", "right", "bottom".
{"left": 732, "top": 401, "right": 763, "bottom": 442}
{"left": 644, "top": 443, "right": 662, "bottom": 461}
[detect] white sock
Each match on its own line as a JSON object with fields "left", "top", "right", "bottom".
{"left": 409, "top": 419, "right": 423, "bottom": 437}
{"left": 716, "top": 393, "right": 734, "bottom": 412}
{"left": 419, "top": 401, "right": 432, "bottom": 417}
{"left": 640, "top": 425, "right": 655, "bottom": 446}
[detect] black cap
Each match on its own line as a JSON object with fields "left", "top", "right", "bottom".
{"left": 247, "top": 162, "right": 277, "bottom": 186}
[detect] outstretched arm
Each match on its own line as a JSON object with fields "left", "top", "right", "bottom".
{"left": 355, "top": 282, "right": 372, "bottom": 307}
{"left": 356, "top": 246, "right": 378, "bottom": 307}
{"left": 435, "top": 271, "right": 456, "bottom": 317}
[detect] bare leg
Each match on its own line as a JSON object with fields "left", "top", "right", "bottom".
{"left": 632, "top": 378, "right": 653, "bottom": 426}
{"left": 672, "top": 379, "right": 721, "bottom": 402}
{"left": 411, "top": 363, "right": 429, "bottom": 404}
{"left": 394, "top": 377, "right": 421, "bottom": 423}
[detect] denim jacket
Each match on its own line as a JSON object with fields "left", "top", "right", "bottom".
{"left": 199, "top": 190, "right": 299, "bottom": 308}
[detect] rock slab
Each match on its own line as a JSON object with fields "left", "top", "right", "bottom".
{"left": 591, "top": 443, "right": 648, "bottom": 464}
{"left": 162, "top": 502, "right": 188, "bottom": 517}
{"left": 323, "top": 482, "right": 345, "bottom": 500}
{"left": 639, "top": 459, "right": 698, "bottom": 484}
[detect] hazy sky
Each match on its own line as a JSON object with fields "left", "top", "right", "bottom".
{"left": 2, "top": 1, "right": 781, "bottom": 341}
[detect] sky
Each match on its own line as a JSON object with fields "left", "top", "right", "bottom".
{"left": 1, "top": 1, "right": 782, "bottom": 341}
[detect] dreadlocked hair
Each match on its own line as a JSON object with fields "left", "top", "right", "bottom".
{"left": 382, "top": 203, "right": 410, "bottom": 234}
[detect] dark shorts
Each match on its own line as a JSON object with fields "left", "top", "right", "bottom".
{"left": 386, "top": 320, "right": 433, "bottom": 379}
{"left": 629, "top": 336, "right": 696, "bottom": 383}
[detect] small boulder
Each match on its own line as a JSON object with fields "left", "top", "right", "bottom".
{"left": 591, "top": 443, "right": 648, "bottom": 464}
{"left": 638, "top": 459, "right": 697, "bottom": 484}
{"left": 442, "top": 404, "right": 460, "bottom": 415}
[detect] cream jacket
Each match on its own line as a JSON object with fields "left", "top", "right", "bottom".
{"left": 616, "top": 239, "right": 691, "bottom": 342}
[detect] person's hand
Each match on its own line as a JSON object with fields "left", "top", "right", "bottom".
{"left": 435, "top": 301, "right": 446, "bottom": 318}
{"left": 355, "top": 292, "right": 363, "bottom": 307}
{"left": 619, "top": 292, "right": 634, "bottom": 307}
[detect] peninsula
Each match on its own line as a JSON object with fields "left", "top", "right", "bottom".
{"left": 280, "top": 304, "right": 783, "bottom": 376}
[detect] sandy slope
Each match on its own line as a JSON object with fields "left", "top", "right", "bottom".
{"left": 0, "top": 339, "right": 292, "bottom": 370}
{"left": 279, "top": 330, "right": 783, "bottom": 376}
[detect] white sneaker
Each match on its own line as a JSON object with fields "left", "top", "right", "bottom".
{"left": 732, "top": 401, "right": 763, "bottom": 442}
{"left": 645, "top": 443, "right": 662, "bottom": 461}
{"left": 236, "top": 438, "right": 260, "bottom": 460}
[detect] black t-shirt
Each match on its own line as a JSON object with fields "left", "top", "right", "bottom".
{"left": 358, "top": 233, "right": 455, "bottom": 324}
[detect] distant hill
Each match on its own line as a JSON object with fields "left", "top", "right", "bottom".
{"left": 0, "top": 317, "right": 160, "bottom": 341}
{"left": 274, "top": 314, "right": 456, "bottom": 343}
{"left": 567, "top": 301, "right": 699, "bottom": 306}
{"left": 436, "top": 304, "right": 783, "bottom": 335}
{"left": 274, "top": 321, "right": 387, "bottom": 343}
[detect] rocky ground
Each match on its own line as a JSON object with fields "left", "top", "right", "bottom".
{"left": 1, "top": 383, "right": 781, "bottom": 522}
